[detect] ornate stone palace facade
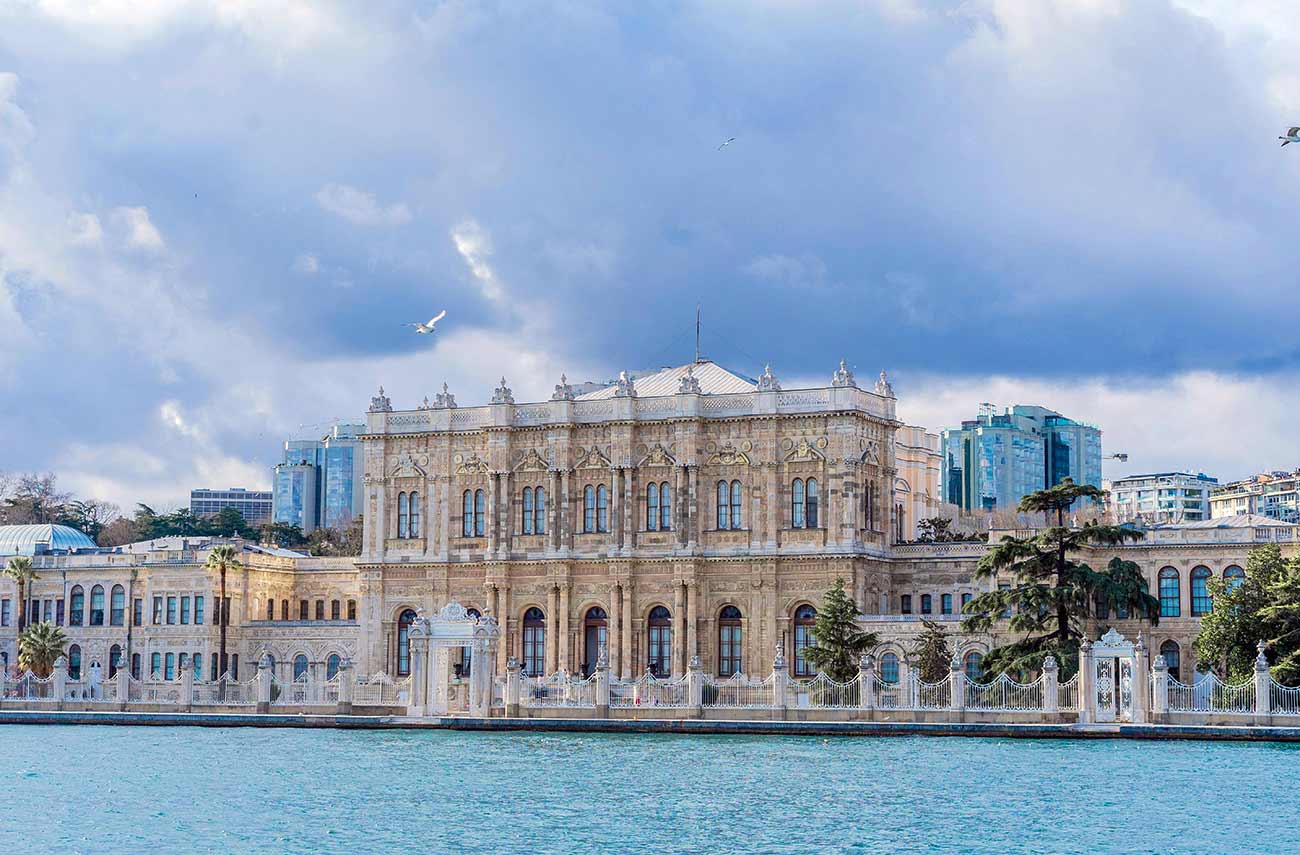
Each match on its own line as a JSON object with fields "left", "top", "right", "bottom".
{"left": 2, "top": 361, "right": 1292, "bottom": 696}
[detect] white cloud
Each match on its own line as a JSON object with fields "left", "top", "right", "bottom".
{"left": 292, "top": 253, "right": 320, "bottom": 275}
{"left": 110, "top": 205, "right": 164, "bottom": 252}
{"left": 451, "top": 218, "right": 506, "bottom": 305}
{"left": 744, "top": 253, "right": 829, "bottom": 289}
{"left": 67, "top": 212, "right": 103, "bottom": 247}
{"left": 315, "top": 183, "right": 412, "bottom": 227}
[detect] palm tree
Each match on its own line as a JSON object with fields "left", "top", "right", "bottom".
{"left": 18, "top": 621, "right": 67, "bottom": 678}
{"left": 205, "top": 544, "right": 241, "bottom": 680}
{"left": 4, "top": 556, "right": 38, "bottom": 634}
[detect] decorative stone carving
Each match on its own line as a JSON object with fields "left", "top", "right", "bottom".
{"left": 369, "top": 386, "right": 393, "bottom": 413}
{"left": 707, "top": 442, "right": 751, "bottom": 466}
{"left": 678, "top": 366, "right": 702, "bottom": 395}
{"left": 614, "top": 370, "right": 637, "bottom": 398}
{"left": 861, "top": 439, "right": 881, "bottom": 465}
{"left": 454, "top": 452, "right": 491, "bottom": 475}
{"left": 831, "top": 359, "right": 856, "bottom": 388}
{"left": 432, "top": 382, "right": 457, "bottom": 409}
{"left": 418, "top": 396, "right": 432, "bottom": 410}
{"left": 756, "top": 363, "right": 781, "bottom": 392}
{"left": 874, "top": 369, "right": 895, "bottom": 398}
{"left": 785, "top": 437, "right": 826, "bottom": 462}
{"left": 390, "top": 452, "right": 428, "bottom": 479}
{"left": 514, "top": 448, "right": 550, "bottom": 472}
{"left": 551, "top": 373, "right": 576, "bottom": 401}
{"left": 491, "top": 377, "right": 515, "bottom": 405}
{"left": 576, "top": 446, "right": 612, "bottom": 470}
{"left": 639, "top": 444, "right": 677, "bottom": 467}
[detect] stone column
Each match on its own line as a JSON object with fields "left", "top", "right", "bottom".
{"left": 672, "top": 581, "right": 685, "bottom": 678}
{"left": 53, "top": 656, "right": 67, "bottom": 711}
{"left": 486, "top": 473, "right": 498, "bottom": 555}
{"left": 687, "top": 655, "right": 704, "bottom": 718}
{"left": 675, "top": 466, "right": 687, "bottom": 547}
{"left": 859, "top": 654, "right": 875, "bottom": 715}
{"left": 496, "top": 585, "right": 510, "bottom": 674}
{"left": 621, "top": 583, "right": 634, "bottom": 680}
{"left": 609, "top": 582, "right": 622, "bottom": 678}
{"left": 686, "top": 580, "right": 699, "bottom": 672}
{"left": 623, "top": 466, "right": 635, "bottom": 553}
{"left": 1152, "top": 654, "right": 1169, "bottom": 719}
{"left": 1131, "top": 634, "right": 1149, "bottom": 724}
{"left": 500, "top": 472, "right": 512, "bottom": 558}
{"left": 0, "top": 667, "right": 6, "bottom": 709}
{"left": 826, "top": 464, "right": 839, "bottom": 549}
{"left": 595, "top": 643, "right": 611, "bottom": 719}
{"left": 548, "top": 470, "right": 560, "bottom": 552}
{"left": 337, "top": 658, "right": 354, "bottom": 715}
{"left": 949, "top": 654, "right": 964, "bottom": 713}
{"left": 610, "top": 469, "right": 622, "bottom": 553}
{"left": 687, "top": 467, "right": 699, "bottom": 549}
{"left": 117, "top": 664, "right": 130, "bottom": 711}
{"left": 182, "top": 663, "right": 194, "bottom": 713}
{"left": 559, "top": 582, "right": 571, "bottom": 673}
{"left": 1043, "top": 655, "right": 1059, "bottom": 716}
{"left": 561, "top": 470, "right": 573, "bottom": 552}
{"left": 1077, "top": 639, "right": 1095, "bottom": 725}
{"left": 547, "top": 584, "right": 559, "bottom": 675}
{"left": 256, "top": 653, "right": 272, "bottom": 714}
{"left": 771, "top": 645, "right": 788, "bottom": 721}
{"left": 505, "top": 657, "right": 522, "bottom": 717}
{"left": 409, "top": 635, "right": 429, "bottom": 716}
{"left": 470, "top": 638, "right": 493, "bottom": 717}
{"left": 1255, "top": 641, "right": 1272, "bottom": 723}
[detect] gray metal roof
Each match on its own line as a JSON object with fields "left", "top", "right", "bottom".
{"left": 1150, "top": 514, "right": 1291, "bottom": 529}
{"left": 576, "top": 360, "right": 757, "bottom": 400}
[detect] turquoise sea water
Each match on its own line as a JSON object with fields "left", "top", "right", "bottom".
{"left": 1, "top": 725, "right": 1295, "bottom": 854}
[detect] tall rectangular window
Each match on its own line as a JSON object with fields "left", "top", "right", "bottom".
{"left": 300, "top": 600, "right": 309, "bottom": 620}
{"left": 56, "top": 598, "right": 64, "bottom": 625}
{"left": 153, "top": 596, "right": 163, "bottom": 625}
{"left": 315, "top": 600, "right": 325, "bottom": 621}
{"left": 166, "top": 596, "right": 177, "bottom": 625}
{"left": 195, "top": 595, "right": 204, "bottom": 625}
{"left": 331, "top": 600, "right": 340, "bottom": 620}
{"left": 347, "top": 600, "right": 356, "bottom": 621}
{"left": 223, "top": 598, "right": 231, "bottom": 625}
{"left": 1, "top": 599, "right": 9, "bottom": 626}
{"left": 901, "top": 594, "right": 912, "bottom": 615}
{"left": 180, "top": 596, "right": 191, "bottom": 625}
{"left": 132, "top": 598, "right": 143, "bottom": 627}
{"left": 941, "top": 594, "right": 953, "bottom": 615}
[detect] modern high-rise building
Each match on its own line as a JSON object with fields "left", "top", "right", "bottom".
{"left": 942, "top": 404, "right": 1102, "bottom": 512}
{"left": 271, "top": 423, "right": 365, "bottom": 533}
{"left": 1209, "top": 471, "right": 1300, "bottom": 522}
{"left": 1108, "top": 472, "right": 1218, "bottom": 524}
{"left": 189, "top": 488, "right": 273, "bottom": 526}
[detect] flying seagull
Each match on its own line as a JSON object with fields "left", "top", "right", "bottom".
{"left": 404, "top": 310, "right": 447, "bottom": 334}
{"left": 1280, "top": 127, "right": 1300, "bottom": 147}
{"left": 717, "top": 137, "right": 736, "bottom": 151}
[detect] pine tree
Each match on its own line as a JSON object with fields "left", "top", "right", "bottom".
{"left": 803, "top": 578, "right": 878, "bottom": 682}
{"left": 909, "top": 619, "right": 953, "bottom": 683}
{"left": 961, "top": 478, "right": 1159, "bottom": 678}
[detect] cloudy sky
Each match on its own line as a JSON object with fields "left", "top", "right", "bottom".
{"left": 1, "top": 0, "right": 1298, "bottom": 510}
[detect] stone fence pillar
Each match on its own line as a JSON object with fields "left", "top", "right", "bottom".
{"left": 409, "top": 634, "right": 430, "bottom": 717}
{"left": 858, "top": 654, "right": 875, "bottom": 715}
{"left": 53, "top": 656, "right": 67, "bottom": 711}
{"left": 687, "top": 655, "right": 703, "bottom": 718}
{"left": 337, "top": 658, "right": 354, "bottom": 716}
{"left": 0, "top": 666, "right": 7, "bottom": 708}
{"left": 117, "top": 662, "right": 131, "bottom": 711}
{"left": 595, "top": 644, "right": 611, "bottom": 719}
{"left": 1255, "top": 641, "right": 1272, "bottom": 723}
{"left": 1131, "top": 634, "right": 1149, "bottom": 725}
{"left": 256, "top": 653, "right": 272, "bottom": 714}
{"left": 1077, "top": 640, "right": 1094, "bottom": 725}
{"left": 1043, "top": 655, "right": 1059, "bottom": 716}
{"left": 470, "top": 639, "right": 493, "bottom": 718}
{"left": 1151, "top": 654, "right": 1169, "bottom": 719}
{"left": 949, "top": 654, "right": 964, "bottom": 714}
{"left": 771, "top": 645, "right": 789, "bottom": 721}
{"left": 505, "top": 657, "right": 522, "bottom": 717}
{"left": 182, "top": 663, "right": 194, "bottom": 713}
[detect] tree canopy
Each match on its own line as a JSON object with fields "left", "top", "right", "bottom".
{"left": 961, "top": 479, "right": 1159, "bottom": 678}
{"left": 802, "top": 578, "right": 878, "bottom": 682}
{"left": 910, "top": 619, "right": 953, "bottom": 683}
{"left": 1194, "top": 544, "right": 1300, "bottom": 684}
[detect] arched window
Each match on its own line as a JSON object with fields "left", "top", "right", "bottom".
{"left": 718, "top": 606, "right": 743, "bottom": 677}
{"left": 793, "top": 604, "right": 817, "bottom": 677}
{"left": 582, "top": 606, "right": 607, "bottom": 677}
{"left": 109, "top": 644, "right": 122, "bottom": 678}
{"left": 596, "top": 484, "right": 609, "bottom": 532}
{"left": 730, "top": 480, "right": 743, "bottom": 529}
{"left": 1160, "top": 640, "right": 1181, "bottom": 683}
{"left": 110, "top": 584, "right": 125, "bottom": 626}
{"left": 281, "top": 599, "right": 289, "bottom": 621}
{"left": 523, "top": 487, "right": 535, "bottom": 534}
{"left": 716, "top": 481, "right": 729, "bottom": 530}
{"left": 164, "top": 652, "right": 175, "bottom": 681}
{"left": 584, "top": 485, "right": 596, "bottom": 533}
{"left": 67, "top": 644, "right": 82, "bottom": 680}
{"left": 647, "top": 483, "right": 660, "bottom": 531}
{"left": 534, "top": 486, "right": 546, "bottom": 534}
{"left": 396, "top": 609, "right": 417, "bottom": 677}
{"left": 806, "top": 478, "right": 819, "bottom": 528}
{"left": 231, "top": 654, "right": 239, "bottom": 680}
{"left": 178, "top": 652, "right": 188, "bottom": 674}
{"left": 150, "top": 652, "right": 161, "bottom": 678}
{"left": 1158, "top": 567, "right": 1180, "bottom": 617}
{"left": 327, "top": 654, "right": 341, "bottom": 681}
{"left": 659, "top": 482, "right": 671, "bottom": 531}
{"left": 409, "top": 491, "right": 421, "bottom": 538}
{"left": 963, "top": 651, "right": 983, "bottom": 682}
{"left": 474, "top": 489, "right": 486, "bottom": 536}
{"left": 1224, "top": 565, "right": 1246, "bottom": 595}
{"left": 293, "top": 654, "right": 309, "bottom": 681}
{"left": 462, "top": 490, "right": 474, "bottom": 536}
{"left": 523, "top": 607, "right": 546, "bottom": 676}
{"left": 69, "top": 585, "right": 84, "bottom": 626}
{"left": 1191, "top": 566, "right": 1212, "bottom": 616}
{"left": 901, "top": 594, "right": 912, "bottom": 615}
{"left": 880, "top": 651, "right": 899, "bottom": 684}
{"left": 647, "top": 606, "right": 672, "bottom": 677}
{"left": 921, "top": 594, "right": 933, "bottom": 615}
{"left": 397, "top": 491, "right": 409, "bottom": 539}
{"left": 87, "top": 585, "right": 104, "bottom": 626}
{"left": 792, "top": 479, "right": 806, "bottom": 528}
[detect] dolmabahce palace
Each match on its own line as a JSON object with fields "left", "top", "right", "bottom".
{"left": 0, "top": 359, "right": 1287, "bottom": 698}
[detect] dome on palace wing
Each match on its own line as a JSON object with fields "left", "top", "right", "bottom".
{"left": 0, "top": 524, "right": 98, "bottom": 556}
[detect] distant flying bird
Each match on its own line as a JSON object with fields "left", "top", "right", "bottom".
{"left": 404, "top": 310, "right": 447, "bottom": 334}
{"left": 717, "top": 137, "right": 735, "bottom": 151}
{"left": 1280, "top": 127, "right": 1300, "bottom": 147}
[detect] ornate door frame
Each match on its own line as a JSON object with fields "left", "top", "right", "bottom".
{"left": 1091, "top": 628, "right": 1136, "bottom": 723}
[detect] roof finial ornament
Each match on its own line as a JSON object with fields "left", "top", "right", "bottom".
{"left": 831, "top": 359, "right": 857, "bottom": 388}
{"left": 757, "top": 363, "right": 781, "bottom": 392}
{"left": 492, "top": 376, "right": 515, "bottom": 405}
{"left": 369, "top": 386, "right": 392, "bottom": 413}
{"left": 874, "top": 369, "right": 894, "bottom": 398}
{"left": 551, "top": 373, "right": 576, "bottom": 401}
{"left": 433, "top": 382, "right": 457, "bottom": 409}
{"left": 678, "top": 364, "right": 702, "bottom": 394}
{"left": 614, "top": 370, "right": 638, "bottom": 398}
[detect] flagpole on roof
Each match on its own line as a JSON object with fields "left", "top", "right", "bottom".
{"left": 695, "top": 303, "right": 701, "bottom": 365}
